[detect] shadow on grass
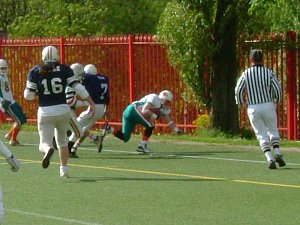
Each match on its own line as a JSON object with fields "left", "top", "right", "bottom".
{"left": 73, "top": 176, "right": 225, "bottom": 183}
{"left": 78, "top": 150, "right": 246, "bottom": 160}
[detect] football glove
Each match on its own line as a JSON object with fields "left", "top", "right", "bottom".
{"left": 6, "top": 154, "right": 20, "bottom": 172}
{"left": 0, "top": 99, "right": 11, "bottom": 112}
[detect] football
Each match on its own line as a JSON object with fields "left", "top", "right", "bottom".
{"left": 150, "top": 108, "right": 161, "bottom": 116}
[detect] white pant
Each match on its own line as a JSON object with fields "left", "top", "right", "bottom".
{"left": 38, "top": 112, "right": 71, "bottom": 152}
{"left": 69, "top": 109, "right": 84, "bottom": 141}
{"left": 69, "top": 104, "right": 105, "bottom": 142}
{"left": 247, "top": 102, "right": 280, "bottom": 150}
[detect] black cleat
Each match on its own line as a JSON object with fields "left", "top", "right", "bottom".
{"left": 42, "top": 148, "right": 54, "bottom": 169}
{"left": 268, "top": 160, "right": 277, "bottom": 169}
{"left": 275, "top": 154, "right": 286, "bottom": 167}
{"left": 69, "top": 152, "right": 79, "bottom": 158}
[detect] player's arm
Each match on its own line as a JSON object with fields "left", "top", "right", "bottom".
{"left": 142, "top": 102, "right": 158, "bottom": 120}
{"left": 161, "top": 115, "right": 183, "bottom": 134}
{"left": 24, "top": 70, "right": 38, "bottom": 101}
{"left": 0, "top": 141, "right": 20, "bottom": 172}
{"left": 66, "top": 87, "right": 89, "bottom": 108}
{"left": 72, "top": 82, "right": 96, "bottom": 116}
{"left": 234, "top": 75, "right": 246, "bottom": 107}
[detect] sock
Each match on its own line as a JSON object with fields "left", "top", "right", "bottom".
{"left": 141, "top": 140, "right": 148, "bottom": 146}
{"left": 73, "top": 141, "right": 80, "bottom": 148}
{"left": 274, "top": 147, "right": 281, "bottom": 155}
{"left": 11, "top": 127, "right": 20, "bottom": 141}
{"left": 264, "top": 150, "right": 274, "bottom": 161}
{"left": 60, "top": 165, "right": 68, "bottom": 174}
{"left": 7, "top": 126, "right": 14, "bottom": 138}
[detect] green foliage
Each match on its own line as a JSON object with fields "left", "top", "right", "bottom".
{"left": 7, "top": 0, "right": 169, "bottom": 37}
{"left": 0, "top": 0, "right": 28, "bottom": 32}
{"left": 248, "top": 0, "right": 300, "bottom": 32}
{"left": 157, "top": 0, "right": 214, "bottom": 106}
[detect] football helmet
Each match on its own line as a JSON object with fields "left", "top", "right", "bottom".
{"left": 84, "top": 64, "right": 97, "bottom": 75}
{"left": 70, "top": 63, "right": 84, "bottom": 80}
{"left": 0, "top": 59, "right": 8, "bottom": 76}
{"left": 159, "top": 90, "right": 173, "bottom": 104}
{"left": 42, "top": 46, "right": 59, "bottom": 63}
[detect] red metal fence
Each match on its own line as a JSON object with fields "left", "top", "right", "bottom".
{"left": 0, "top": 35, "right": 199, "bottom": 135}
{"left": 0, "top": 33, "right": 299, "bottom": 139}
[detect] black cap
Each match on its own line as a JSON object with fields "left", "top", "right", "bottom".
{"left": 250, "top": 49, "right": 262, "bottom": 63}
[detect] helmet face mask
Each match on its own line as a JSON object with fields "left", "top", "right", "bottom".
{"left": 159, "top": 90, "right": 173, "bottom": 106}
{"left": 84, "top": 64, "right": 97, "bottom": 75}
{"left": 0, "top": 59, "right": 8, "bottom": 76}
{"left": 70, "top": 63, "right": 84, "bottom": 81}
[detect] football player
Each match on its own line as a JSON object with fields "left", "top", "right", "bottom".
{"left": 0, "top": 141, "right": 20, "bottom": 224}
{"left": 0, "top": 59, "right": 27, "bottom": 146}
{"left": 100, "top": 90, "right": 182, "bottom": 154}
{"left": 68, "top": 64, "right": 110, "bottom": 156}
{"left": 23, "top": 46, "right": 96, "bottom": 177}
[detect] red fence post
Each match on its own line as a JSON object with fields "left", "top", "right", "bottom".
{"left": 60, "top": 37, "right": 65, "bottom": 64}
{"left": 128, "top": 34, "right": 134, "bottom": 102}
{"left": 286, "top": 31, "right": 297, "bottom": 140}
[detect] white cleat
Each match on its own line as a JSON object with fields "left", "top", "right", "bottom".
{"left": 137, "top": 144, "right": 153, "bottom": 154}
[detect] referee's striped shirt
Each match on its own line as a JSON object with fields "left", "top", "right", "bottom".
{"left": 235, "top": 65, "right": 281, "bottom": 106}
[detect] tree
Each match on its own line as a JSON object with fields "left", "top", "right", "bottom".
{"left": 7, "top": 0, "right": 169, "bottom": 37}
{"left": 157, "top": 0, "right": 252, "bottom": 133}
{"left": 0, "top": 0, "right": 28, "bottom": 36}
{"left": 248, "top": 0, "right": 300, "bottom": 32}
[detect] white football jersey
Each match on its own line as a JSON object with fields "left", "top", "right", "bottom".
{"left": 0, "top": 74, "right": 15, "bottom": 103}
{"left": 137, "top": 93, "right": 161, "bottom": 109}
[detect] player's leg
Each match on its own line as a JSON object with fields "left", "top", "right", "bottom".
{"left": 263, "top": 102, "right": 286, "bottom": 167}
{"left": 5, "top": 102, "right": 26, "bottom": 145}
{"left": 68, "top": 112, "right": 84, "bottom": 157}
{"left": 74, "top": 104, "right": 105, "bottom": 149}
{"left": 131, "top": 105, "right": 155, "bottom": 153}
{"left": 38, "top": 115, "right": 55, "bottom": 169}
{"left": 247, "top": 104, "right": 276, "bottom": 169}
{"left": 54, "top": 112, "right": 71, "bottom": 177}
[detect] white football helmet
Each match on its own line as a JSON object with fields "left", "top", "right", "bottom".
{"left": 159, "top": 90, "right": 173, "bottom": 104}
{"left": 70, "top": 63, "right": 84, "bottom": 80}
{"left": 42, "top": 46, "right": 59, "bottom": 63}
{"left": 84, "top": 64, "right": 97, "bottom": 75}
{"left": 0, "top": 59, "right": 8, "bottom": 76}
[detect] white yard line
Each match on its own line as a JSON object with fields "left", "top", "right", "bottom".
{"left": 6, "top": 209, "right": 104, "bottom": 225}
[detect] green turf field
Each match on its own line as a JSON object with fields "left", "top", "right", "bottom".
{"left": 1, "top": 130, "right": 300, "bottom": 225}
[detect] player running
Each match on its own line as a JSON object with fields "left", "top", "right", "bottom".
{"left": 68, "top": 64, "right": 110, "bottom": 157}
{"left": 99, "top": 90, "right": 183, "bottom": 154}
{"left": 24, "top": 46, "right": 95, "bottom": 177}
{"left": 0, "top": 141, "right": 20, "bottom": 223}
{"left": 0, "top": 59, "right": 27, "bottom": 146}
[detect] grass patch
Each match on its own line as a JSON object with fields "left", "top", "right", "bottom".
{"left": 0, "top": 128, "right": 299, "bottom": 225}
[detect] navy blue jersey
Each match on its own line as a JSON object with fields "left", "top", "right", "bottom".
{"left": 82, "top": 73, "right": 109, "bottom": 104}
{"left": 26, "top": 64, "right": 78, "bottom": 107}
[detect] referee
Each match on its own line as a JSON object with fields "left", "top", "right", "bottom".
{"left": 235, "top": 49, "right": 286, "bottom": 169}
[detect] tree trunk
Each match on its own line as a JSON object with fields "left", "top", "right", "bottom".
{"left": 210, "top": 1, "right": 239, "bottom": 133}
